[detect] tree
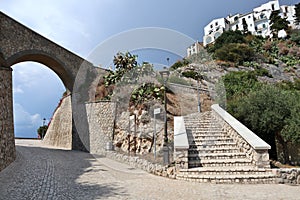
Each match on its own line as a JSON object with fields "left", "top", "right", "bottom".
{"left": 228, "top": 85, "right": 291, "bottom": 160}
{"left": 209, "top": 30, "right": 246, "bottom": 52}
{"left": 104, "top": 52, "right": 139, "bottom": 86}
{"left": 270, "top": 10, "right": 289, "bottom": 37}
{"left": 222, "top": 71, "right": 260, "bottom": 100}
{"left": 224, "top": 74, "right": 300, "bottom": 164}
{"left": 295, "top": 3, "right": 300, "bottom": 25}
{"left": 214, "top": 43, "right": 255, "bottom": 64}
{"left": 242, "top": 18, "right": 248, "bottom": 34}
{"left": 37, "top": 125, "right": 48, "bottom": 138}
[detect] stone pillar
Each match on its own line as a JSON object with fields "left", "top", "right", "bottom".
{"left": 0, "top": 66, "right": 16, "bottom": 171}
{"left": 253, "top": 149, "right": 270, "bottom": 169}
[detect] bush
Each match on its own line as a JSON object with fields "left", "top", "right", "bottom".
{"left": 215, "top": 43, "right": 254, "bottom": 64}
{"left": 37, "top": 125, "right": 48, "bottom": 138}
{"left": 290, "top": 30, "right": 300, "bottom": 45}
{"left": 181, "top": 70, "right": 202, "bottom": 80}
{"left": 170, "top": 59, "right": 189, "bottom": 70}
{"left": 210, "top": 30, "right": 246, "bottom": 52}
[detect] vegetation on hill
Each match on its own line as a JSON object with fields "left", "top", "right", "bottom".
{"left": 98, "top": 51, "right": 165, "bottom": 107}
{"left": 223, "top": 71, "right": 300, "bottom": 163}
{"left": 168, "top": 13, "right": 300, "bottom": 164}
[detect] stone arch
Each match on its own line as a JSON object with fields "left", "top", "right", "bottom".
{"left": 6, "top": 50, "right": 73, "bottom": 92}
{"left": 0, "top": 11, "right": 103, "bottom": 170}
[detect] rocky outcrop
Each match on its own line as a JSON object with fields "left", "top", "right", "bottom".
{"left": 114, "top": 109, "right": 165, "bottom": 155}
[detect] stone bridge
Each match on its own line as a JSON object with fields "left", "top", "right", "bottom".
{"left": 0, "top": 11, "right": 106, "bottom": 171}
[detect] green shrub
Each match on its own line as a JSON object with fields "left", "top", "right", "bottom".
{"left": 210, "top": 30, "right": 246, "bottom": 52}
{"left": 215, "top": 43, "right": 254, "bottom": 64}
{"left": 170, "top": 59, "right": 189, "bottom": 70}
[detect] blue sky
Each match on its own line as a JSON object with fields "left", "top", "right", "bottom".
{"left": 1, "top": 0, "right": 299, "bottom": 137}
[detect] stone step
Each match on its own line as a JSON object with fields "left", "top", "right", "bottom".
{"left": 188, "top": 130, "right": 226, "bottom": 134}
{"left": 192, "top": 138, "right": 234, "bottom": 143}
{"left": 191, "top": 127, "right": 223, "bottom": 130}
{"left": 186, "top": 124, "right": 222, "bottom": 127}
{"left": 176, "top": 174, "right": 276, "bottom": 184}
{"left": 189, "top": 152, "right": 246, "bottom": 160}
{"left": 189, "top": 148, "right": 240, "bottom": 154}
{"left": 179, "top": 167, "right": 271, "bottom": 175}
{"left": 189, "top": 136, "right": 231, "bottom": 140}
{"left": 189, "top": 142, "right": 238, "bottom": 148}
{"left": 189, "top": 158, "right": 252, "bottom": 168}
{"left": 184, "top": 120, "right": 220, "bottom": 126}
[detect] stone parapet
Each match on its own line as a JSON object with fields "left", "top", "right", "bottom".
{"left": 211, "top": 104, "right": 271, "bottom": 168}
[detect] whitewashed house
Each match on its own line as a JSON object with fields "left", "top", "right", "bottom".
{"left": 202, "top": 0, "right": 297, "bottom": 46}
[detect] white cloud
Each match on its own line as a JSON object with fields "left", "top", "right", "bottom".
{"left": 14, "top": 103, "right": 42, "bottom": 128}
{"left": 13, "top": 85, "right": 24, "bottom": 94}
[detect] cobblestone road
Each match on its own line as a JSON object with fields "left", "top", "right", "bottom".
{"left": 0, "top": 139, "right": 299, "bottom": 200}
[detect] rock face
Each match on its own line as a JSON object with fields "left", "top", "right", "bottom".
{"left": 114, "top": 110, "right": 165, "bottom": 155}
{"left": 43, "top": 95, "right": 72, "bottom": 149}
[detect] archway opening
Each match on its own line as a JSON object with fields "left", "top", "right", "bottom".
{"left": 12, "top": 62, "right": 65, "bottom": 138}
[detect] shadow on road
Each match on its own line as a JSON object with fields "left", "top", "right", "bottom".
{"left": 0, "top": 145, "right": 128, "bottom": 199}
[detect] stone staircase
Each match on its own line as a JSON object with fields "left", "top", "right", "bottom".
{"left": 176, "top": 111, "right": 275, "bottom": 184}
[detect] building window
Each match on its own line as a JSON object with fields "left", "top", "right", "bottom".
{"left": 236, "top": 24, "right": 238, "bottom": 30}
{"left": 206, "top": 36, "right": 212, "bottom": 44}
{"left": 248, "top": 15, "right": 251, "bottom": 19}
{"left": 215, "top": 22, "right": 218, "bottom": 26}
{"left": 210, "top": 24, "right": 213, "bottom": 28}
{"left": 262, "top": 24, "right": 266, "bottom": 28}
{"left": 234, "top": 16, "right": 238, "bottom": 21}
{"left": 271, "top": 4, "right": 275, "bottom": 11}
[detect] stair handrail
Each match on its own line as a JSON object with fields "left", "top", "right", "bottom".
{"left": 211, "top": 104, "right": 271, "bottom": 168}
{"left": 211, "top": 104, "right": 270, "bottom": 150}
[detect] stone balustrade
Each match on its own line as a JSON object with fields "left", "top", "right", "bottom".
{"left": 211, "top": 104, "right": 271, "bottom": 168}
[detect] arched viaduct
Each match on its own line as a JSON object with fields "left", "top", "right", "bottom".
{"left": 0, "top": 11, "right": 104, "bottom": 171}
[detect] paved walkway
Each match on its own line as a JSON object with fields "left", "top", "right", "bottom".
{"left": 0, "top": 139, "right": 299, "bottom": 200}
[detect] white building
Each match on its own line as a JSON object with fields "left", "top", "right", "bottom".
{"left": 203, "top": 0, "right": 297, "bottom": 46}
{"left": 187, "top": 41, "right": 203, "bottom": 57}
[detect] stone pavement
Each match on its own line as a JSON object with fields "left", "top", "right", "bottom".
{"left": 0, "top": 139, "right": 299, "bottom": 200}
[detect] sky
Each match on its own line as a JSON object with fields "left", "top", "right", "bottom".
{"left": 1, "top": 0, "right": 299, "bottom": 138}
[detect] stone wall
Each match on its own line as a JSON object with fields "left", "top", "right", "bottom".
{"left": 274, "top": 168, "right": 300, "bottom": 185}
{"left": 43, "top": 95, "right": 72, "bottom": 149}
{"left": 106, "top": 151, "right": 176, "bottom": 179}
{"left": 0, "top": 67, "right": 15, "bottom": 172}
{"left": 85, "top": 101, "right": 116, "bottom": 155}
